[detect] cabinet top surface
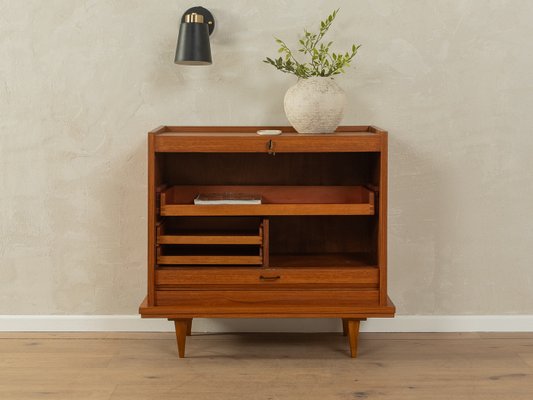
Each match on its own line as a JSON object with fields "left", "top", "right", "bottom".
{"left": 151, "top": 125, "right": 386, "bottom": 137}
{"left": 149, "top": 126, "right": 387, "bottom": 153}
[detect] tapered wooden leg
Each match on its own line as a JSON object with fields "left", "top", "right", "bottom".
{"left": 186, "top": 319, "right": 192, "bottom": 336}
{"left": 342, "top": 318, "right": 348, "bottom": 336}
{"left": 346, "top": 319, "right": 361, "bottom": 358}
{"left": 173, "top": 319, "right": 191, "bottom": 358}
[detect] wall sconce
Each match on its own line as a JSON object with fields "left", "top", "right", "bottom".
{"left": 174, "top": 6, "right": 215, "bottom": 65}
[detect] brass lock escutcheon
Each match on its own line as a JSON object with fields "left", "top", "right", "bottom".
{"left": 266, "top": 140, "right": 276, "bottom": 155}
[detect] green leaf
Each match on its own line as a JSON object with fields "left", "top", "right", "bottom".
{"left": 263, "top": 9, "right": 360, "bottom": 78}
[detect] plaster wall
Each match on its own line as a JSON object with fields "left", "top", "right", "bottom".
{"left": 1, "top": 0, "right": 532, "bottom": 316}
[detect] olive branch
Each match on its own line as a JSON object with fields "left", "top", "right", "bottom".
{"left": 263, "top": 10, "right": 361, "bottom": 79}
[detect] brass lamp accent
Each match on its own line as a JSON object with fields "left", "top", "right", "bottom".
{"left": 185, "top": 13, "right": 204, "bottom": 23}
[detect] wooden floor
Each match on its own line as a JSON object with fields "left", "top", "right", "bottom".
{"left": 1, "top": 332, "right": 532, "bottom": 399}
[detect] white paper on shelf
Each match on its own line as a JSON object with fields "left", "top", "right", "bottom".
{"left": 194, "top": 193, "right": 262, "bottom": 205}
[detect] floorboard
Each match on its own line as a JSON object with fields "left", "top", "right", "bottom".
{"left": 0, "top": 333, "right": 532, "bottom": 399}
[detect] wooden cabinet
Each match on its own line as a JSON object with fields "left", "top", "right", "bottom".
{"left": 139, "top": 126, "right": 395, "bottom": 358}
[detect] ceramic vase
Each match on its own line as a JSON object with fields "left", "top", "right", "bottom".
{"left": 283, "top": 76, "right": 346, "bottom": 134}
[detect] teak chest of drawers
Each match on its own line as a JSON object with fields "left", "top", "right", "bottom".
{"left": 139, "top": 126, "right": 395, "bottom": 358}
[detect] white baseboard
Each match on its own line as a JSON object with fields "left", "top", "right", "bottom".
{"left": 0, "top": 315, "right": 532, "bottom": 332}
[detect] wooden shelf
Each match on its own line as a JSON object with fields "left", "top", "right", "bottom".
{"left": 270, "top": 253, "right": 375, "bottom": 268}
{"left": 158, "top": 255, "right": 263, "bottom": 265}
{"left": 157, "top": 219, "right": 263, "bottom": 245}
{"left": 158, "top": 233, "right": 261, "bottom": 245}
{"left": 157, "top": 245, "right": 263, "bottom": 266}
{"left": 156, "top": 218, "right": 266, "bottom": 266}
{"left": 160, "top": 185, "right": 375, "bottom": 216}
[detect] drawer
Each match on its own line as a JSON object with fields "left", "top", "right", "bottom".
{"left": 154, "top": 289, "right": 380, "bottom": 312}
{"left": 155, "top": 135, "right": 274, "bottom": 152}
{"left": 154, "top": 134, "right": 381, "bottom": 153}
{"left": 156, "top": 267, "right": 378, "bottom": 288}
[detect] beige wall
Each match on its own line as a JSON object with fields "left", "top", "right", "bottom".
{"left": 1, "top": 0, "right": 532, "bottom": 316}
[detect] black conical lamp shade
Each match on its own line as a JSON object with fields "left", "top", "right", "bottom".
{"left": 174, "top": 8, "right": 214, "bottom": 65}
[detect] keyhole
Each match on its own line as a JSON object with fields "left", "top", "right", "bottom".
{"left": 267, "top": 140, "right": 276, "bottom": 155}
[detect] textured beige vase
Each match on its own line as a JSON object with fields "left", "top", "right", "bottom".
{"left": 284, "top": 76, "right": 346, "bottom": 133}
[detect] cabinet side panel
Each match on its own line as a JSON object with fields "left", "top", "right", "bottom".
{"left": 379, "top": 133, "right": 388, "bottom": 306}
{"left": 147, "top": 133, "right": 157, "bottom": 305}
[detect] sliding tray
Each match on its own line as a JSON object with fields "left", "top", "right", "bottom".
{"left": 160, "top": 185, "right": 375, "bottom": 216}
{"left": 156, "top": 217, "right": 268, "bottom": 266}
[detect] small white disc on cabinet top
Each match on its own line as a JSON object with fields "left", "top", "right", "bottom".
{"left": 257, "top": 130, "right": 282, "bottom": 135}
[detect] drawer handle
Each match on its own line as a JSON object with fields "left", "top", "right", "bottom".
{"left": 259, "top": 275, "right": 280, "bottom": 281}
